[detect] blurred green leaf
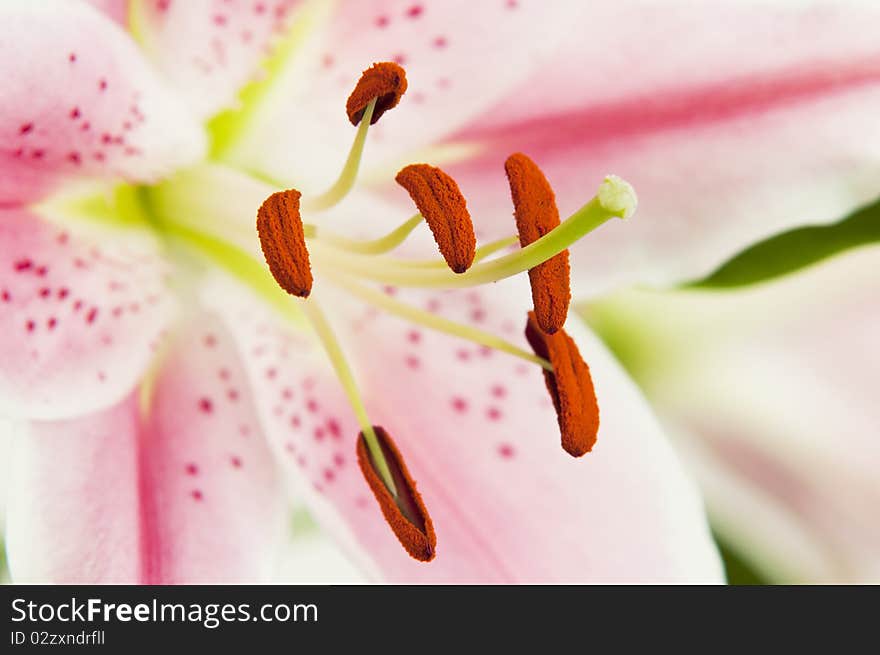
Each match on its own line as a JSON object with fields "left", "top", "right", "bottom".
{"left": 689, "top": 195, "right": 880, "bottom": 288}
{"left": 715, "top": 534, "right": 768, "bottom": 585}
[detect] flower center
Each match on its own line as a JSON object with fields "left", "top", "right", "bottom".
{"left": 43, "top": 60, "right": 636, "bottom": 564}
{"left": 247, "top": 62, "right": 637, "bottom": 561}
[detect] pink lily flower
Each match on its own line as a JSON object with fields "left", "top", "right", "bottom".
{"left": 2, "top": 0, "right": 876, "bottom": 584}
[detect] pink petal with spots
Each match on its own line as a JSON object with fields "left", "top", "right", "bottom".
{"left": 203, "top": 275, "right": 722, "bottom": 582}
{"left": 0, "top": 0, "right": 204, "bottom": 205}
{"left": 138, "top": 314, "right": 286, "bottom": 583}
{"left": 436, "top": 2, "right": 880, "bottom": 295}
{"left": 6, "top": 315, "right": 285, "bottom": 583}
{"left": 0, "top": 208, "right": 175, "bottom": 420}
{"left": 133, "top": 0, "right": 304, "bottom": 118}
{"left": 227, "top": 0, "right": 584, "bottom": 191}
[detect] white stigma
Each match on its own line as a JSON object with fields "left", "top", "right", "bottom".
{"left": 598, "top": 174, "right": 637, "bottom": 220}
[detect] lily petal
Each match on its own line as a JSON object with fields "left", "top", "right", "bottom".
{"left": 675, "top": 316, "right": 880, "bottom": 584}
{"left": 279, "top": 510, "right": 369, "bottom": 584}
{"left": 5, "top": 313, "right": 285, "bottom": 583}
{"left": 132, "top": 0, "right": 304, "bottom": 118}
{"left": 6, "top": 394, "right": 142, "bottom": 583}
{"left": 0, "top": 208, "right": 175, "bottom": 420}
{"left": 0, "top": 0, "right": 204, "bottom": 205}
{"left": 205, "top": 274, "right": 723, "bottom": 583}
{"left": 586, "top": 247, "right": 880, "bottom": 582}
{"left": 138, "top": 313, "right": 286, "bottom": 583}
{"left": 0, "top": 417, "right": 20, "bottom": 530}
{"left": 227, "top": 0, "right": 585, "bottom": 191}
{"left": 83, "top": 0, "right": 129, "bottom": 25}
{"left": 438, "top": 1, "right": 880, "bottom": 295}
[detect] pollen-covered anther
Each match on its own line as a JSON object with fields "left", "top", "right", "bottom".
{"left": 505, "top": 153, "right": 571, "bottom": 334}
{"left": 357, "top": 426, "right": 437, "bottom": 562}
{"left": 256, "top": 189, "right": 313, "bottom": 298}
{"left": 346, "top": 62, "right": 408, "bottom": 126}
{"left": 395, "top": 164, "right": 476, "bottom": 273}
{"left": 524, "top": 312, "right": 599, "bottom": 457}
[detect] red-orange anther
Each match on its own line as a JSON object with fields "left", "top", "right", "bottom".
{"left": 395, "top": 164, "right": 476, "bottom": 273}
{"left": 346, "top": 62, "right": 408, "bottom": 126}
{"left": 357, "top": 427, "right": 436, "bottom": 562}
{"left": 505, "top": 153, "right": 571, "bottom": 334}
{"left": 256, "top": 189, "right": 313, "bottom": 298}
{"left": 525, "top": 312, "right": 599, "bottom": 457}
